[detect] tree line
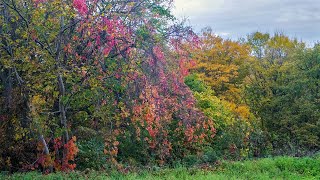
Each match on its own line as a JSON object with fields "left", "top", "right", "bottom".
{"left": 1, "top": 0, "right": 319, "bottom": 173}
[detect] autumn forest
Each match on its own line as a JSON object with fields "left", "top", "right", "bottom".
{"left": 1, "top": 0, "right": 320, "bottom": 178}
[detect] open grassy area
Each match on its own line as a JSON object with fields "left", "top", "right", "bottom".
{"left": 1, "top": 156, "right": 320, "bottom": 180}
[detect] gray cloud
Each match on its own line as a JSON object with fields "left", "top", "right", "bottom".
{"left": 173, "top": 0, "right": 320, "bottom": 44}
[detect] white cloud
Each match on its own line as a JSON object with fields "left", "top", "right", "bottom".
{"left": 172, "top": 0, "right": 320, "bottom": 42}
{"left": 276, "top": 8, "right": 320, "bottom": 23}
{"left": 215, "top": 32, "right": 230, "bottom": 36}
{"left": 172, "top": 0, "right": 224, "bottom": 16}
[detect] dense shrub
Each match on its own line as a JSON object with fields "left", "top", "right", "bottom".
{"left": 0, "top": 0, "right": 215, "bottom": 171}
{"left": 245, "top": 33, "right": 320, "bottom": 155}
{"left": 76, "top": 138, "right": 106, "bottom": 170}
{"left": 185, "top": 74, "right": 268, "bottom": 161}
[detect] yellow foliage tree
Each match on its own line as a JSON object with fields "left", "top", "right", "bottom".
{"left": 190, "top": 28, "right": 253, "bottom": 121}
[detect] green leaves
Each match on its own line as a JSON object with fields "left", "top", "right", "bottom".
{"left": 245, "top": 32, "right": 320, "bottom": 152}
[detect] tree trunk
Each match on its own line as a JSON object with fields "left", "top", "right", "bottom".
{"left": 58, "top": 73, "right": 69, "bottom": 143}
{"left": 39, "top": 134, "right": 53, "bottom": 172}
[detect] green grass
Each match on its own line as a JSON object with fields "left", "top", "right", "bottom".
{"left": 1, "top": 156, "right": 320, "bottom": 180}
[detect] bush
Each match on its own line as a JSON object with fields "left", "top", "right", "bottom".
{"left": 76, "top": 138, "right": 106, "bottom": 170}
{"left": 185, "top": 74, "right": 267, "bottom": 160}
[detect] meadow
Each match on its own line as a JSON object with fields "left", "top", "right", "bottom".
{"left": 2, "top": 156, "right": 320, "bottom": 180}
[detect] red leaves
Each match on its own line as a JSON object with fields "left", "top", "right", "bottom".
{"left": 153, "top": 46, "right": 165, "bottom": 63}
{"left": 33, "top": 0, "right": 47, "bottom": 7}
{"left": 63, "top": 43, "right": 72, "bottom": 54}
{"left": 68, "top": 0, "right": 214, "bottom": 166}
{"left": 73, "top": 0, "right": 88, "bottom": 16}
{"left": 103, "top": 47, "right": 112, "bottom": 57}
{"left": 54, "top": 137, "right": 62, "bottom": 152}
{"left": 61, "top": 136, "right": 79, "bottom": 171}
{"left": 179, "top": 58, "right": 189, "bottom": 77}
{"left": 146, "top": 126, "right": 157, "bottom": 139}
{"left": 185, "top": 126, "right": 195, "bottom": 142}
{"left": 34, "top": 136, "right": 79, "bottom": 172}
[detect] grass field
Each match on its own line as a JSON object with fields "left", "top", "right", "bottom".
{"left": 1, "top": 156, "right": 320, "bottom": 180}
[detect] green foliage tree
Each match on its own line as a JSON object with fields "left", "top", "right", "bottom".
{"left": 245, "top": 32, "right": 320, "bottom": 154}
{"left": 185, "top": 74, "right": 268, "bottom": 160}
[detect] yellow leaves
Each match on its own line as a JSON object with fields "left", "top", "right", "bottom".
{"left": 14, "top": 132, "right": 23, "bottom": 141}
{"left": 106, "top": 4, "right": 113, "bottom": 10}
{"left": 88, "top": 77, "right": 101, "bottom": 89}
{"left": 190, "top": 31, "right": 250, "bottom": 100}
{"left": 32, "top": 7, "right": 46, "bottom": 22}
{"left": 30, "top": 95, "right": 46, "bottom": 117}
{"left": 0, "top": 58, "right": 13, "bottom": 69}
{"left": 9, "top": 15, "right": 18, "bottom": 23}
{"left": 229, "top": 87, "right": 240, "bottom": 93}
{"left": 222, "top": 100, "right": 252, "bottom": 125}
{"left": 31, "top": 95, "right": 46, "bottom": 107}
{"left": 53, "top": 91, "right": 59, "bottom": 99}
{"left": 188, "top": 31, "right": 255, "bottom": 129}
{"left": 10, "top": 117, "right": 28, "bottom": 141}
{"left": 72, "top": 136, "right": 77, "bottom": 142}
{"left": 119, "top": 102, "right": 130, "bottom": 119}
{"left": 235, "top": 105, "right": 251, "bottom": 120}
{"left": 81, "top": 66, "right": 87, "bottom": 77}
{"left": 128, "top": 2, "right": 135, "bottom": 7}
{"left": 5, "top": 157, "right": 11, "bottom": 167}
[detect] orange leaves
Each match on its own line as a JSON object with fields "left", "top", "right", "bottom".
{"left": 185, "top": 126, "right": 195, "bottom": 142}
{"left": 109, "top": 148, "right": 118, "bottom": 156}
{"left": 55, "top": 136, "right": 79, "bottom": 171}
{"left": 63, "top": 43, "right": 72, "bottom": 54}
{"left": 153, "top": 46, "right": 166, "bottom": 63}
{"left": 64, "top": 136, "right": 79, "bottom": 162}
{"left": 190, "top": 30, "right": 251, "bottom": 100}
{"left": 146, "top": 126, "right": 157, "bottom": 139}
{"left": 37, "top": 154, "right": 53, "bottom": 169}
{"left": 188, "top": 29, "right": 254, "bottom": 124}
{"left": 113, "top": 141, "right": 119, "bottom": 146}
{"left": 35, "top": 136, "right": 79, "bottom": 172}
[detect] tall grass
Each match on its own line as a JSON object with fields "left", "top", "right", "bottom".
{"left": 1, "top": 156, "right": 320, "bottom": 180}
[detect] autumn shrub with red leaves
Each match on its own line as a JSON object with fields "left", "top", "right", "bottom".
{"left": 102, "top": 38, "right": 216, "bottom": 166}
{"left": 0, "top": 0, "right": 216, "bottom": 172}
{"left": 23, "top": 136, "right": 79, "bottom": 173}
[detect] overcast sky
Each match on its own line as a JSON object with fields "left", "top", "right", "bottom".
{"left": 173, "top": 0, "right": 320, "bottom": 44}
